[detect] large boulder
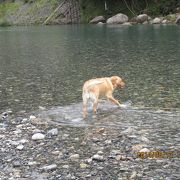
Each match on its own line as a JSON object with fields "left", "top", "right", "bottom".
{"left": 176, "top": 16, "right": 180, "bottom": 25}
{"left": 107, "top": 13, "right": 128, "bottom": 24}
{"left": 89, "top": 16, "right": 105, "bottom": 24}
{"left": 136, "top": 14, "right": 148, "bottom": 23}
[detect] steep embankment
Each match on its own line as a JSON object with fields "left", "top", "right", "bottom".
{"left": 0, "top": 0, "right": 80, "bottom": 26}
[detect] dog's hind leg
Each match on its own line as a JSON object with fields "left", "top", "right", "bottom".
{"left": 93, "top": 100, "right": 98, "bottom": 114}
{"left": 82, "top": 92, "right": 88, "bottom": 118}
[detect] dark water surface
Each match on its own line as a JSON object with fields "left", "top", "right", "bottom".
{"left": 0, "top": 25, "right": 180, "bottom": 114}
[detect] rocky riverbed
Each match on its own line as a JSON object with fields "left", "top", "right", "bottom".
{"left": 0, "top": 102, "right": 180, "bottom": 179}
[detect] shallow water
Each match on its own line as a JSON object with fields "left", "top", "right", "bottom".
{"left": 34, "top": 101, "right": 180, "bottom": 148}
{"left": 0, "top": 25, "right": 180, "bottom": 114}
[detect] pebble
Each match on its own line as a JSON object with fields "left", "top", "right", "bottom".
{"left": 130, "top": 171, "right": 137, "bottom": 179}
{"left": 69, "top": 154, "right": 80, "bottom": 161}
{"left": 62, "top": 165, "right": 69, "bottom": 169}
{"left": 47, "top": 128, "right": 58, "bottom": 136}
{"left": 92, "top": 154, "right": 104, "bottom": 161}
{"left": 16, "top": 145, "right": 24, "bottom": 150}
{"left": 13, "top": 161, "right": 21, "bottom": 167}
{"left": 139, "top": 148, "right": 150, "bottom": 153}
{"left": 32, "top": 133, "right": 45, "bottom": 140}
{"left": 97, "top": 151, "right": 103, "bottom": 155}
{"left": 28, "top": 161, "right": 37, "bottom": 166}
{"left": 80, "top": 163, "right": 88, "bottom": 168}
{"left": 29, "top": 115, "right": 36, "bottom": 120}
{"left": 41, "top": 164, "right": 57, "bottom": 171}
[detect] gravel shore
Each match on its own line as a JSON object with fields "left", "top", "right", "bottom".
{"left": 0, "top": 103, "right": 180, "bottom": 179}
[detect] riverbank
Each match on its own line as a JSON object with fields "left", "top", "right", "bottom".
{"left": 0, "top": 0, "right": 180, "bottom": 26}
{"left": 0, "top": 103, "right": 180, "bottom": 179}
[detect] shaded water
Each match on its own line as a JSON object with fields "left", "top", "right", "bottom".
{"left": 0, "top": 25, "right": 180, "bottom": 114}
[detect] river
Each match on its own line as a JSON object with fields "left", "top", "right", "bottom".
{"left": 0, "top": 24, "right": 180, "bottom": 179}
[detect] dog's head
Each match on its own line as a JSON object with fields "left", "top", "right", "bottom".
{"left": 110, "top": 76, "right": 125, "bottom": 89}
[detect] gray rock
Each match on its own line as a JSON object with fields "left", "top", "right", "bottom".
{"left": 32, "top": 133, "right": 45, "bottom": 140}
{"left": 107, "top": 13, "right": 128, "bottom": 24}
{"left": 89, "top": 16, "right": 105, "bottom": 24}
{"left": 136, "top": 14, "right": 148, "bottom": 23}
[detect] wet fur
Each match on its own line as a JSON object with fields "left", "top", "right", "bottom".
{"left": 82, "top": 76, "right": 125, "bottom": 118}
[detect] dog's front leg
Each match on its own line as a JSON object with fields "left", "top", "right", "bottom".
{"left": 107, "top": 95, "right": 122, "bottom": 107}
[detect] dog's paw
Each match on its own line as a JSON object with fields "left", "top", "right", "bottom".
{"left": 119, "top": 104, "right": 127, "bottom": 108}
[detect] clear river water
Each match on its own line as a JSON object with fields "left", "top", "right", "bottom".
{"left": 0, "top": 25, "right": 179, "bottom": 115}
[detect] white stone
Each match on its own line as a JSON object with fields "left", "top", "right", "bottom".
{"left": 92, "top": 154, "right": 104, "bottom": 161}
{"left": 139, "top": 148, "right": 150, "bottom": 153}
{"left": 29, "top": 115, "right": 36, "bottom": 120}
{"left": 16, "top": 145, "right": 24, "bottom": 150}
{"left": 32, "top": 133, "right": 45, "bottom": 140}
{"left": 41, "top": 164, "right": 57, "bottom": 171}
{"left": 28, "top": 161, "right": 37, "bottom": 166}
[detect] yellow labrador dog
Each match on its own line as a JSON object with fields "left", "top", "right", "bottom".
{"left": 82, "top": 76, "right": 125, "bottom": 118}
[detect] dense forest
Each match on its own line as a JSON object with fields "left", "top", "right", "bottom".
{"left": 0, "top": 0, "right": 180, "bottom": 25}
{"left": 80, "top": 0, "right": 180, "bottom": 21}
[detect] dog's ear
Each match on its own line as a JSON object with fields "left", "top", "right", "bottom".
{"left": 110, "top": 76, "right": 119, "bottom": 87}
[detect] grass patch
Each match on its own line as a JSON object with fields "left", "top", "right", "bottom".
{"left": 0, "top": 2, "right": 21, "bottom": 26}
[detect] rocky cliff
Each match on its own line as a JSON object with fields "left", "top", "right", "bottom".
{"left": 0, "top": 0, "right": 80, "bottom": 26}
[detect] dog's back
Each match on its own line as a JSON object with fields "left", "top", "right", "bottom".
{"left": 82, "top": 78, "right": 104, "bottom": 104}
